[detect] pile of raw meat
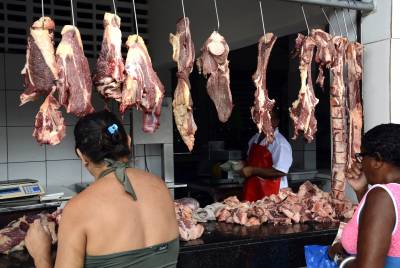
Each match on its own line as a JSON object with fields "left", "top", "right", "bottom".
{"left": 173, "top": 181, "right": 356, "bottom": 241}
{"left": 21, "top": 13, "right": 166, "bottom": 145}
{"left": 215, "top": 181, "right": 355, "bottom": 227}
{"left": 0, "top": 211, "right": 61, "bottom": 254}
{"left": 174, "top": 198, "right": 205, "bottom": 241}
{"left": 288, "top": 29, "right": 363, "bottom": 200}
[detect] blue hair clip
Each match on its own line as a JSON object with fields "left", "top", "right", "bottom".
{"left": 107, "top": 124, "right": 118, "bottom": 135}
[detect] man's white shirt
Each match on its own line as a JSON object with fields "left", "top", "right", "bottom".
{"left": 247, "top": 128, "right": 293, "bottom": 188}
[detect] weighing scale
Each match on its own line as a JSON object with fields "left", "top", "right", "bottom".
{"left": 0, "top": 179, "right": 62, "bottom": 213}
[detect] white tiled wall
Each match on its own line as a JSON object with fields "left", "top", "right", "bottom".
{"left": 393, "top": 0, "right": 400, "bottom": 39}
{"left": 362, "top": 39, "right": 391, "bottom": 131}
{"left": 361, "top": 0, "right": 392, "bottom": 44}
{"left": 390, "top": 39, "right": 400, "bottom": 124}
{"left": 0, "top": 53, "right": 165, "bottom": 190}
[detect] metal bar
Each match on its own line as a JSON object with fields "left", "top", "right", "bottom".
{"left": 278, "top": 0, "right": 374, "bottom": 12}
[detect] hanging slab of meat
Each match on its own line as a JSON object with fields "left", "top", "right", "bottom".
{"left": 20, "top": 17, "right": 58, "bottom": 106}
{"left": 0, "top": 212, "right": 59, "bottom": 254}
{"left": 56, "top": 25, "right": 95, "bottom": 117}
{"left": 346, "top": 42, "right": 363, "bottom": 169}
{"left": 289, "top": 34, "right": 319, "bottom": 142}
{"left": 330, "top": 36, "right": 349, "bottom": 200}
{"left": 170, "top": 17, "right": 197, "bottom": 151}
{"left": 33, "top": 93, "right": 66, "bottom": 145}
{"left": 311, "top": 29, "right": 335, "bottom": 88}
{"left": 122, "top": 35, "right": 165, "bottom": 133}
{"left": 196, "top": 31, "right": 232, "bottom": 123}
{"left": 93, "top": 13, "right": 125, "bottom": 101}
{"left": 251, "top": 33, "right": 277, "bottom": 144}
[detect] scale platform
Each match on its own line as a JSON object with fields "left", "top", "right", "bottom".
{"left": 0, "top": 179, "right": 60, "bottom": 213}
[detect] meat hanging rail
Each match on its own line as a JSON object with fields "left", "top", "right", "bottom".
{"left": 277, "top": 0, "right": 375, "bottom": 13}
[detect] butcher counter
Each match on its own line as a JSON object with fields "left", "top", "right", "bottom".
{"left": 0, "top": 221, "right": 338, "bottom": 268}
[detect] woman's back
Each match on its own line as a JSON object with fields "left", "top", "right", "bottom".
{"left": 74, "top": 168, "right": 178, "bottom": 256}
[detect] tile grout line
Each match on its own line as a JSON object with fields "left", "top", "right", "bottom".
{"left": 4, "top": 54, "right": 9, "bottom": 181}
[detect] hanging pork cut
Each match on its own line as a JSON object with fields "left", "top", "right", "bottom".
{"left": 20, "top": 17, "right": 58, "bottom": 106}
{"left": 346, "top": 42, "right": 363, "bottom": 169}
{"left": 289, "top": 34, "right": 319, "bottom": 142}
{"left": 196, "top": 31, "right": 232, "bottom": 123}
{"left": 33, "top": 93, "right": 66, "bottom": 145}
{"left": 93, "top": 13, "right": 125, "bottom": 101}
{"left": 56, "top": 25, "right": 95, "bottom": 117}
{"left": 312, "top": 29, "right": 335, "bottom": 88}
{"left": 251, "top": 33, "right": 277, "bottom": 144}
{"left": 169, "top": 17, "right": 197, "bottom": 151}
{"left": 121, "top": 35, "right": 165, "bottom": 133}
{"left": 330, "top": 36, "right": 349, "bottom": 200}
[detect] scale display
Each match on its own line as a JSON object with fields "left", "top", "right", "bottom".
{"left": 0, "top": 179, "right": 44, "bottom": 200}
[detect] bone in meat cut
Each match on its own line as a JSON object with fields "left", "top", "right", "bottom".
{"left": 121, "top": 35, "right": 165, "bottom": 133}
{"left": 196, "top": 31, "right": 232, "bottom": 123}
{"left": 93, "top": 13, "right": 125, "bottom": 101}
{"left": 251, "top": 33, "right": 277, "bottom": 144}
{"left": 311, "top": 29, "right": 335, "bottom": 88}
{"left": 33, "top": 93, "right": 66, "bottom": 145}
{"left": 330, "top": 36, "right": 349, "bottom": 200}
{"left": 56, "top": 25, "right": 95, "bottom": 117}
{"left": 20, "top": 17, "right": 58, "bottom": 106}
{"left": 289, "top": 34, "right": 319, "bottom": 142}
{"left": 346, "top": 42, "right": 363, "bottom": 169}
{"left": 170, "top": 17, "right": 197, "bottom": 151}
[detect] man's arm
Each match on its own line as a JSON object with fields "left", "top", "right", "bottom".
{"left": 245, "top": 167, "right": 286, "bottom": 178}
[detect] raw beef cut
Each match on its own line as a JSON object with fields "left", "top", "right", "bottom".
{"left": 121, "top": 35, "right": 165, "bottom": 133}
{"left": 330, "top": 36, "right": 349, "bottom": 200}
{"left": 170, "top": 17, "right": 197, "bottom": 151}
{"left": 213, "top": 181, "right": 355, "bottom": 227}
{"left": 251, "top": 33, "right": 277, "bottom": 144}
{"left": 93, "top": 13, "right": 125, "bottom": 101}
{"left": 289, "top": 34, "right": 319, "bottom": 142}
{"left": 33, "top": 93, "right": 66, "bottom": 145}
{"left": 196, "top": 31, "right": 232, "bottom": 123}
{"left": 311, "top": 29, "right": 335, "bottom": 88}
{"left": 346, "top": 42, "right": 363, "bottom": 168}
{"left": 20, "top": 17, "right": 58, "bottom": 106}
{"left": 174, "top": 201, "right": 204, "bottom": 241}
{"left": 0, "top": 212, "right": 59, "bottom": 254}
{"left": 56, "top": 25, "right": 95, "bottom": 117}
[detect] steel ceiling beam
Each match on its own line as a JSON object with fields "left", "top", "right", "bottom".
{"left": 278, "top": 0, "right": 375, "bottom": 12}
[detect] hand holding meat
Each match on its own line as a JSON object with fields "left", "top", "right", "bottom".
{"left": 25, "top": 219, "right": 52, "bottom": 268}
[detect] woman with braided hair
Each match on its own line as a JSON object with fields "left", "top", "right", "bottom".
{"left": 24, "top": 110, "right": 179, "bottom": 268}
{"left": 329, "top": 123, "right": 400, "bottom": 267}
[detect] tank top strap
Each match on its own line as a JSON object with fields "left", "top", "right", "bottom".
{"left": 357, "top": 184, "right": 400, "bottom": 235}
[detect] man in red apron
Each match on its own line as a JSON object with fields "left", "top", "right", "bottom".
{"left": 241, "top": 109, "right": 293, "bottom": 202}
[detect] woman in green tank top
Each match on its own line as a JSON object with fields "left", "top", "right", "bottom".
{"left": 25, "top": 111, "right": 179, "bottom": 268}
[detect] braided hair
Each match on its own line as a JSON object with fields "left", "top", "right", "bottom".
{"left": 362, "top": 123, "right": 400, "bottom": 168}
{"left": 74, "top": 110, "right": 130, "bottom": 164}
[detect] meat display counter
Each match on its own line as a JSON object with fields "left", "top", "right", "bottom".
{"left": 0, "top": 221, "right": 338, "bottom": 268}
